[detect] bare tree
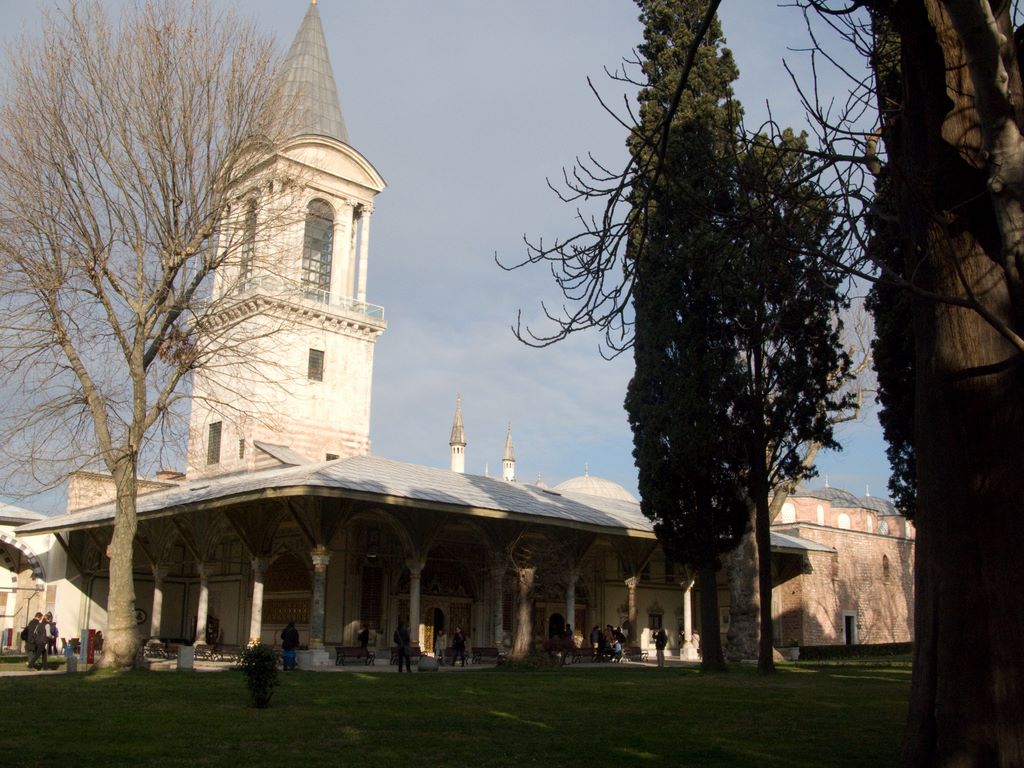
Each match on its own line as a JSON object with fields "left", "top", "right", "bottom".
{"left": 0, "top": 0, "right": 294, "bottom": 667}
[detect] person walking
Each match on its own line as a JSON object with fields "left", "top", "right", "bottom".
{"left": 46, "top": 613, "right": 59, "bottom": 656}
{"left": 394, "top": 622, "right": 411, "bottom": 673}
{"left": 28, "top": 613, "right": 48, "bottom": 670}
{"left": 24, "top": 612, "right": 42, "bottom": 669}
{"left": 654, "top": 627, "right": 668, "bottom": 669}
{"left": 280, "top": 621, "right": 299, "bottom": 671}
{"left": 435, "top": 628, "right": 447, "bottom": 666}
{"left": 452, "top": 627, "right": 466, "bottom": 667}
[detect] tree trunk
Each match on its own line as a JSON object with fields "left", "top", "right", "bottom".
{"left": 697, "top": 563, "right": 726, "bottom": 672}
{"left": 890, "top": 3, "right": 1024, "bottom": 763}
{"left": 510, "top": 566, "right": 535, "bottom": 660}
{"left": 99, "top": 456, "right": 141, "bottom": 668}
{"left": 725, "top": 524, "right": 759, "bottom": 661}
{"left": 753, "top": 492, "right": 775, "bottom": 674}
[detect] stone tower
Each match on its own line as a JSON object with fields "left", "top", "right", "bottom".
{"left": 186, "top": 2, "right": 387, "bottom": 477}
{"left": 450, "top": 394, "right": 466, "bottom": 473}
{"left": 502, "top": 424, "right": 516, "bottom": 482}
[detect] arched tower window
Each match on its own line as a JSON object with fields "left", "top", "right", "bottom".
{"left": 780, "top": 502, "right": 796, "bottom": 523}
{"left": 882, "top": 554, "right": 891, "bottom": 581}
{"left": 240, "top": 201, "right": 257, "bottom": 284}
{"left": 302, "top": 199, "right": 334, "bottom": 300}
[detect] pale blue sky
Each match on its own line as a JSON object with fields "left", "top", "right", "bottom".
{"left": 0, "top": 1, "right": 891, "bottom": 510}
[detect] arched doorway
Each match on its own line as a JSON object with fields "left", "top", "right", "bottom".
{"left": 422, "top": 606, "right": 446, "bottom": 653}
{"left": 548, "top": 612, "right": 565, "bottom": 638}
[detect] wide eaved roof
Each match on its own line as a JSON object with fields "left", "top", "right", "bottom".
{"left": 15, "top": 455, "right": 654, "bottom": 537}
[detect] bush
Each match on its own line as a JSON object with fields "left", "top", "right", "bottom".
{"left": 798, "top": 642, "right": 912, "bottom": 661}
{"left": 239, "top": 642, "right": 278, "bottom": 708}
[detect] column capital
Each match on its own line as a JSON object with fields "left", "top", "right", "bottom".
{"left": 406, "top": 558, "right": 426, "bottom": 576}
{"left": 625, "top": 575, "right": 640, "bottom": 590}
{"left": 151, "top": 563, "right": 168, "bottom": 581}
{"left": 311, "top": 545, "right": 331, "bottom": 572}
{"left": 251, "top": 556, "right": 270, "bottom": 576}
{"left": 680, "top": 577, "right": 695, "bottom": 592}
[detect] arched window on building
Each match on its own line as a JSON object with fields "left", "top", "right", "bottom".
{"left": 780, "top": 503, "right": 796, "bottom": 524}
{"left": 882, "top": 554, "right": 891, "bottom": 581}
{"left": 302, "top": 199, "right": 334, "bottom": 301}
{"left": 837, "top": 513, "right": 851, "bottom": 530}
{"left": 866, "top": 513, "right": 874, "bottom": 533}
{"left": 816, "top": 504, "right": 825, "bottom": 525}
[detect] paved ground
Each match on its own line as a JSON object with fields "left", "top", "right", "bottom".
{"left": 0, "top": 655, "right": 698, "bottom": 677}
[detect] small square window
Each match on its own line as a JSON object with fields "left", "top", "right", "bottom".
{"left": 238, "top": 439, "right": 246, "bottom": 459}
{"left": 326, "top": 453, "right": 338, "bottom": 461}
{"left": 308, "top": 348, "right": 324, "bottom": 381}
{"left": 207, "top": 422, "right": 222, "bottom": 465}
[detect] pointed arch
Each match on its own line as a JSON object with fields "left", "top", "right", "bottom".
{"left": 0, "top": 532, "right": 46, "bottom": 583}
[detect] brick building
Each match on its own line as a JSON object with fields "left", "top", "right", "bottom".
{"left": 771, "top": 488, "right": 915, "bottom": 647}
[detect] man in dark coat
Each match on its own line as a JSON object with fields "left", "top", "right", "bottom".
{"left": 26, "top": 612, "right": 46, "bottom": 670}
{"left": 280, "top": 621, "right": 300, "bottom": 671}
{"left": 393, "top": 622, "right": 411, "bottom": 673}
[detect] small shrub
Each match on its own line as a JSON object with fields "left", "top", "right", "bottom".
{"left": 239, "top": 642, "right": 278, "bottom": 708}
{"left": 799, "top": 642, "right": 912, "bottom": 661}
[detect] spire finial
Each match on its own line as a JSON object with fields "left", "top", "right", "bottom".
{"left": 584, "top": 462, "right": 589, "bottom": 477}
{"left": 824, "top": 474, "right": 830, "bottom": 489}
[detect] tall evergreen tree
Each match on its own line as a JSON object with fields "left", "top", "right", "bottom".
{"left": 625, "top": 0, "right": 747, "bottom": 672}
{"left": 626, "top": 0, "right": 850, "bottom": 673}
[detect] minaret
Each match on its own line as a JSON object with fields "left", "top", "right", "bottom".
{"left": 449, "top": 394, "right": 466, "bottom": 473}
{"left": 502, "top": 424, "right": 516, "bottom": 482}
{"left": 186, "top": 2, "right": 387, "bottom": 477}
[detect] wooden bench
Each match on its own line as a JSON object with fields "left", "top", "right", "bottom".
{"left": 471, "top": 647, "right": 503, "bottom": 664}
{"left": 622, "top": 645, "right": 649, "bottom": 662}
{"left": 389, "top": 646, "right": 423, "bottom": 665}
{"left": 142, "top": 640, "right": 169, "bottom": 660}
{"left": 335, "top": 646, "right": 375, "bottom": 666}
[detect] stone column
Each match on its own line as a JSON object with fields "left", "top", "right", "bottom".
{"left": 565, "top": 568, "right": 577, "bottom": 634}
{"left": 195, "top": 563, "right": 210, "bottom": 644}
{"left": 248, "top": 557, "right": 269, "bottom": 644}
{"left": 407, "top": 559, "right": 424, "bottom": 647}
{"left": 625, "top": 576, "right": 639, "bottom": 641}
{"left": 491, "top": 562, "right": 505, "bottom": 646}
{"left": 356, "top": 206, "right": 372, "bottom": 304}
{"left": 681, "top": 578, "right": 699, "bottom": 660}
{"left": 149, "top": 565, "right": 167, "bottom": 642}
{"left": 310, "top": 546, "right": 331, "bottom": 648}
{"left": 332, "top": 201, "right": 354, "bottom": 300}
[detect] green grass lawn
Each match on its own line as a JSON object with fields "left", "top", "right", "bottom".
{"left": 0, "top": 662, "right": 908, "bottom": 767}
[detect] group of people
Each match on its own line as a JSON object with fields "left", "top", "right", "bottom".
{"left": 432, "top": 626, "right": 467, "bottom": 667}
{"left": 589, "top": 624, "right": 627, "bottom": 662}
{"left": 22, "top": 611, "right": 58, "bottom": 670}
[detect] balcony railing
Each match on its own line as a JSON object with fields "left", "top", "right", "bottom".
{"left": 235, "top": 275, "right": 385, "bottom": 321}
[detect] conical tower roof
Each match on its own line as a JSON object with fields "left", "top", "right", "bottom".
{"left": 450, "top": 394, "right": 466, "bottom": 447}
{"left": 503, "top": 423, "right": 515, "bottom": 462}
{"left": 281, "top": 1, "right": 349, "bottom": 143}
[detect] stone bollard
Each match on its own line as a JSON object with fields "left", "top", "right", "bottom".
{"left": 417, "top": 655, "right": 439, "bottom": 672}
{"left": 177, "top": 645, "right": 195, "bottom": 671}
{"left": 65, "top": 645, "right": 78, "bottom": 673}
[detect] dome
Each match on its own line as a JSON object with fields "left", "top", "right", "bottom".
{"left": 554, "top": 472, "right": 637, "bottom": 503}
